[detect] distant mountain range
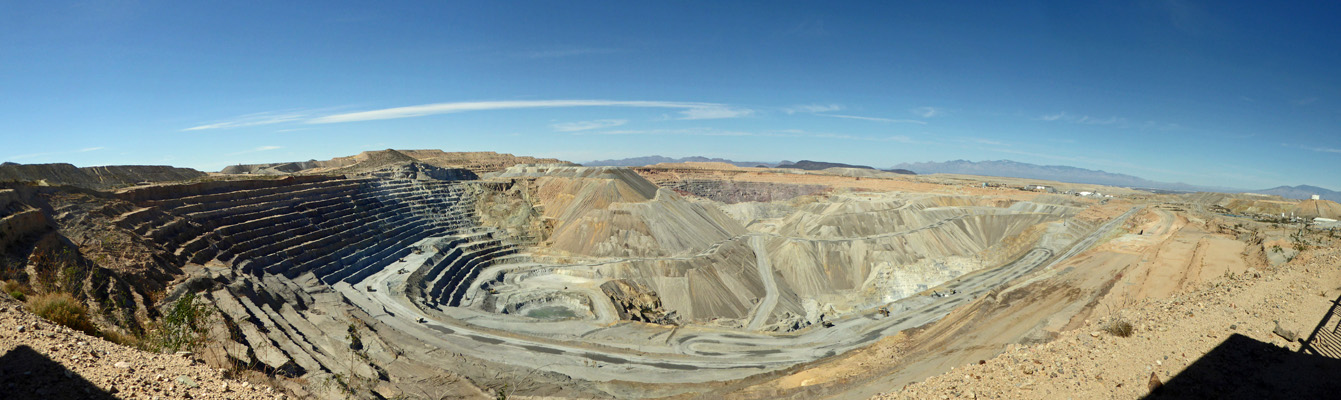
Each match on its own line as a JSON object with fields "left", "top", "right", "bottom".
{"left": 583, "top": 156, "right": 914, "bottom": 173}
{"left": 1253, "top": 185, "right": 1341, "bottom": 202}
{"left": 776, "top": 160, "right": 915, "bottom": 174}
{"left": 891, "top": 160, "right": 1237, "bottom": 192}
{"left": 582, "top": 155, "right": 778, "bottom": 168}
{"left": 582, "top": 156, "right": 1337, "bottom": 198}
{"left": 776, "top": 160, "right": 874, "bottom": 170}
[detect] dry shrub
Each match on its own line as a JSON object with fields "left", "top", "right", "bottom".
{"left": 27, "top": 292, "right": 98, "bottom": 336}
{"left": 1105, "top": 319, "right": 1135, "bottom": 337}
{"left": 3, "top": 280, "right": 25, "bottom": 301}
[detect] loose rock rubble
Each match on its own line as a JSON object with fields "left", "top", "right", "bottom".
{"left": 0, "top": 295, "right": 282, "bottom": 400}
{"left": 875, "top": 247, "right": 1341, "bottom": 399}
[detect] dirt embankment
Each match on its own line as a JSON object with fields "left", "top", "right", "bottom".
{"left": 0, "top": 293, "right": 283, "bottom": 400}
{"left": 876, "top": 245, "right": 1341, "bottom": 399}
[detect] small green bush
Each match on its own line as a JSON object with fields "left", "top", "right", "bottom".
{"left": 148, "top": 292, "right": 213, "bottom": 352}
{"left": 27, "top": 292, "right": 98, "bottom": 336}
{"left": 4, "top": 280, "right": 26, "bottom": 302}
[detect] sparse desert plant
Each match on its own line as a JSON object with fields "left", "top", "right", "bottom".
{"left": 100, "top": 328, "right": 142, "bottom": 348}
{"left": 3, "top": 280, "right": 26, "bottom": 301}
{"left": 147, "top": 292, "right": 213, "bottom": 352}
{"left": 28, "top": 292, "right": 98, "bottom": 336}
{"left": 1104, "top": 319, "right": 1135, "bottom": 337}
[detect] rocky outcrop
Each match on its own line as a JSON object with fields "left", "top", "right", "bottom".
{"left": 669, "top": 180, "right": 828, "bottom": 204}
{"left": 600, "top": 279, "right": 679, "bottom": 325}
{"left": 352, "top": 161, "right": 478, "bottom": 181}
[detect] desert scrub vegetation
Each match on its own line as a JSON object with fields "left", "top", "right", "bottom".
{"left": 146, "top": 292, "right": 214, "bottom": 353}
{"left": 27, "top": 292, "right": 99, "bottom": 336}
{"left": 3, "top": 279, "right": 26, "bottom": 301}
{"left": 1104, "top": 319, "right": 1135, "bottom": 337}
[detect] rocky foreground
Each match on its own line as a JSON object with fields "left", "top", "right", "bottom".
{"left": 875, "top": 247, "right": 1341, "bottom": 399}
{"left": 0, "top": 294, "right": 284, "bottom": 400}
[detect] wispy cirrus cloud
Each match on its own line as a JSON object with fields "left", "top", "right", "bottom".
{"left": 184, "top": 111, "right": 311, "bottom": 131}
{"left": 579, "top": 128, "right": 757, "bottom": 137}
{"left": 517, "top": 47, "right": 618, "bottom": 59}
{"left": 910, "top": 106, "right": 946, "bottom": 118}
{"left": 226, "top": 145, "right": 283, "bottom": 156}
{"left": 308, "top": 100, "right": 754, "bottom": 124}
{"left": 784, "top": 104, "right": 925, "bottom": 124}
{"left": 1284, "top": 143, "right": 1341, "bottom": 154}
{"left": 819, "top": 114, "right": 927, "bottom": 124}
{"left": 7, "top": 146, "right": 106, "bottom": 161}
{"left": 784, "top": 104, "right": 843, "bottom": 114}
{"left": 550, "top": 119, "right": 628, "bottom": 132}
{"left": 1037, "top": 112, "right": 1125, "bottom": 125}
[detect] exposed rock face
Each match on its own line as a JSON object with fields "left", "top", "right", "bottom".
{"left": 490, "top": 165, "right": 746, "bottom": 258}
{"left": 352, "top": 161, "right": 478, "bottom": 181}
{"left": 0, "top": 162, "right": 205, "bottom": 190}
{"left": 600, "top": 279, "right": 679, "bottom": 325}
{"left": 0, "top": 185, "right": 174, "bottom": 336}
{"left": 669, "top": 179, "right": 828, "bottom": 204}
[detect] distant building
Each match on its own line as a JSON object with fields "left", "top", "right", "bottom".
{"left": 1312, "top": 194, "right": 1321, "bottom": 200}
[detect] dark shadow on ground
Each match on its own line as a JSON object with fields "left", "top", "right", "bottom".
{"left": 1300, "top": 293, "right": 1341, "bottom": 358}
{"left": 0, "top": 345, "right": 116, "bottom": 400}
{"left": 1146, "top": 292, "right": 1341, "bottom": 400}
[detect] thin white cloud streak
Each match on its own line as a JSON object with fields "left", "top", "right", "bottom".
{"left": 184, "top": 111, "right": 310, "bottom": 131}
{"left": 910, "top": 107, "right": 946, "bottom": 118}
{"left": 1285, "top": 143, "right": 1341, "bottom": 154}
{"left": 1037, "top": 112, "right": 1125, "bottom": 125}
{"left": 550, "top": 119, "right": 628, "bottom": 132}
{"left": 680, "top": 106, "right": 754, "bottom": 120}
{"left": 580, "top": 128, "right": 757, "bottom": 137}
{"left": 784, "top": 104, "right": 842, "bottom": 114}
{"left": 519, "top": 47, "right": 617, "bottom": 59}
{"left": 818, "top": 114, "right": 927, "bottom": 124}
{"left": 226, "top": 145, "right": 283, "bottom": 156}
{"left": 7, "top": 146, "right": 105, "bottom": 161}
{"left": 308, "top": 100, "right": 754, "bottom": 124}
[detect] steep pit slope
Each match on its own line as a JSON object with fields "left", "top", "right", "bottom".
{"left": 0, "top": 185, "right": 182, "bottom": 337}
{"left": 107, "top": 174, "right": 535, "bottom": 398}
{"left": 487, "top": 165, "right": 745, "bottom": 258}
{"left": 1, "top": 162, "right": 206, "bottom": 190}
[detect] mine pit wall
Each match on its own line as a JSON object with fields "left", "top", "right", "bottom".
{"left": 667, "top": 179, "right": 830, "bottom": 204}
{"left": 115, "top": 174, "right": 525, "bottom": 391}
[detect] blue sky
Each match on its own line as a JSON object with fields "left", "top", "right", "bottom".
{"left": 2, "top": 1, "right": 1338, "bottom": 190}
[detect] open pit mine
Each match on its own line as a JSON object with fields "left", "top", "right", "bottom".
{"left": 3, "top": 149, "right": 1331, "bottom": 399}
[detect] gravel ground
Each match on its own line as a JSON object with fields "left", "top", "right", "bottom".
{"left": 0, "top": 294, "right": 285, "bottom": 400}
{"left": 875, "top": 246, "right": 1341, "bottom": 399}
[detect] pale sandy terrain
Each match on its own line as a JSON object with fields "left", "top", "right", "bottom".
{"left": 875, "top": 245, "right": 1341, "bottom": 399}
